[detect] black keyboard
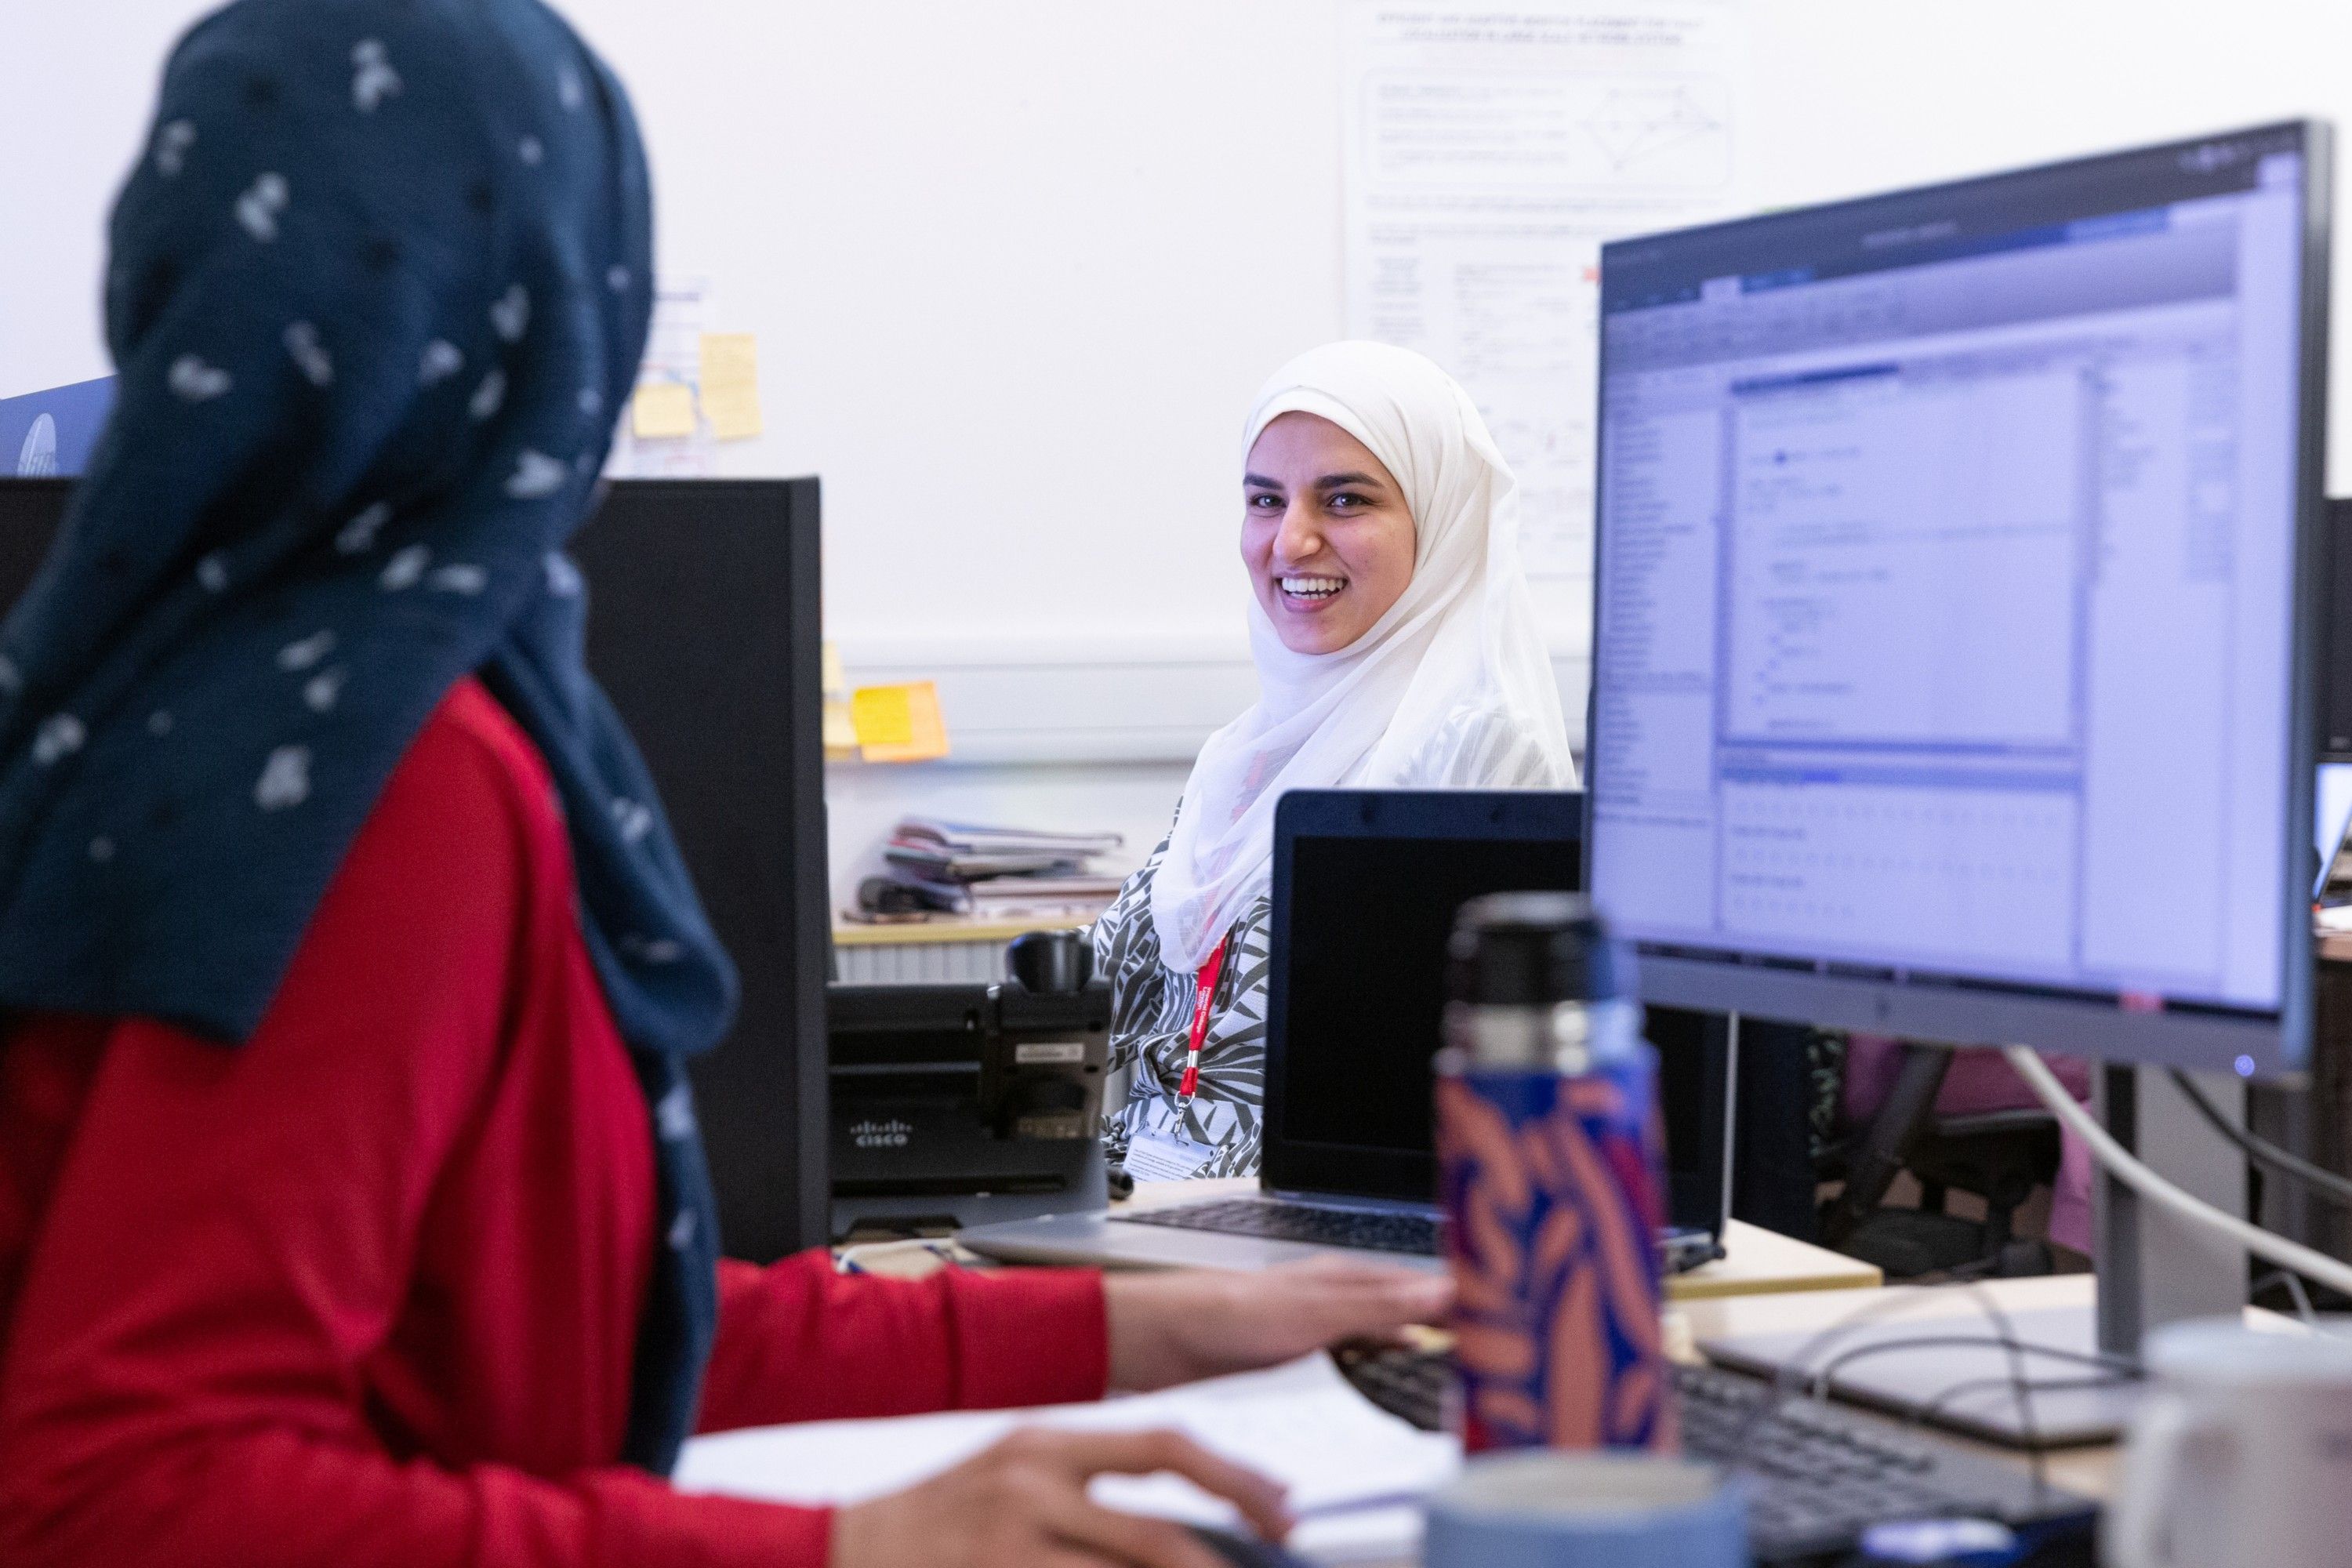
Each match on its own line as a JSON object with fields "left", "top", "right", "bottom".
{"left": 1332, "top": 1348, "right": 2097, "bottom": 1566}
{"left": 1122, "top": 1197, "right": 1440, "bottom": 1256}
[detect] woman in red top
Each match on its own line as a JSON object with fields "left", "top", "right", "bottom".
{"left": 0, "top": 4, "right": 1443, "bottom": 1566}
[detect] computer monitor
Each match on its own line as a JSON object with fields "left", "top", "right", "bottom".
{"left": 1588, "top": 122, "right": 2330, "bottom": 1079}
{"left": 0, "top": 476, "right": 834, "bottom": 1261}
{"left": 571, "top": 480, "right": 833, "bottom": 1262}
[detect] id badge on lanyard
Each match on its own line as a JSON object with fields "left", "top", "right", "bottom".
{"left": 1174, "top": 932, "right": 1229, "bottom": 1116}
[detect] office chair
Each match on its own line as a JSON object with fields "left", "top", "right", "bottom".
{"left": 1817, "top": 1042, "right": 2062, "bottom": 1279}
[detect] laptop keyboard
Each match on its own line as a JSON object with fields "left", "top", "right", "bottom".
{"left": 1118, "top": 1196, "right": 1726, "bottom": 1273}
{"left": 1331, "top": 1347, "right": 2096, "bottom": 1566}
{"left": 1121, "top": 1197, "right": 1441, "bottom": 1257}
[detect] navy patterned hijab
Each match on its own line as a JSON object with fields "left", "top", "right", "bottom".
{"left": 0, "top": 0, "right": 733, "bottom": 1474}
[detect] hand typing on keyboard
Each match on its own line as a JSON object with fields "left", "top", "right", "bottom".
{"left": 1103, "top": 1259, "right": 1454, "bottom": 1392}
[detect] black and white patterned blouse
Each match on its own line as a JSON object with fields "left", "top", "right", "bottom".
{"left": 1094, "top": 831, "right": 1274, "bottom": 1180}
{"left": 1096, "top": 705, "right": 1570, "bottom": 1181}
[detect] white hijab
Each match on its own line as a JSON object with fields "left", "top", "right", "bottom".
{"left": 1149, "top": 341, "right": 1577, "bottom": 971}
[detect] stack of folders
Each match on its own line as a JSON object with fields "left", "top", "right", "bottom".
{"left": 880, "top": 818, "right": 1125, "bottom": 923}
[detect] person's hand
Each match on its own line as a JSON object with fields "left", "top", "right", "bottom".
{"left": 827, "top": 1428, "right": 1290, "bottom": 1568}
{"left": 1105, "top": 1258, "right": 1452, "bottom": 1392}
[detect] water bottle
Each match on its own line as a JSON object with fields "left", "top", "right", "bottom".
{"left": 1435, "top": 891, "right": 1674, "bottom": 1453}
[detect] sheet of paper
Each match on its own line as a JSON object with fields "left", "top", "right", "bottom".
{"left": 821, "top": 640, "right": 847, "bottom": 696}
{"left": 630, "top": 381, "right": 696, "bottom": 440}
{"left": 1342, "top": 2, "right": 1749, "bottom": 582}
{"left": 853, "top": 681, "right": 950, "bottom": 763}
{"left": 674, "top": 1355, "right": 1461, "bottom": 1559}
{"left": 698, "top": 332, "right": 764, "bottom": 441}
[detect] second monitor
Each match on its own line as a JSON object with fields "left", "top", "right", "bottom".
{"left": 1586, "top": 122, "right": 2330, "bottom": 1076}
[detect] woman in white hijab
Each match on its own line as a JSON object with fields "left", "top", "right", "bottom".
{"left": 1093, "top": 341, "right": 1577, "bottom": 1181}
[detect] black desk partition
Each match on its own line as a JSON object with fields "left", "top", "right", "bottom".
{"left": 0, "top": 475, "right": 833, "bottom": 1263}
{"left": 573, "top": 479, "right": 830, "bottom": 1261}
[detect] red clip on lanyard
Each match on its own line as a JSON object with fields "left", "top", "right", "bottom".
{"left": 1174, "top": 933, "right": 1230, "bottom": 1115}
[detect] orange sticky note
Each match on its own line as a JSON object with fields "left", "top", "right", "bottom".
{"left": 823, "top": 696, "right": 858, "bottom": 757}
{"left": 852, "top": 681, "right": 949, "bottom": 763}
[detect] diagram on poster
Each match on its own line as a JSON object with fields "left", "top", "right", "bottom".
{"left": 1343, "top": 4, "right": 1749, "bottom": 586}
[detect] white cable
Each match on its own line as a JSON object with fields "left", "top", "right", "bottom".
{"left": 2002, "top": 1045, "right": 2352, "bottom": 1300}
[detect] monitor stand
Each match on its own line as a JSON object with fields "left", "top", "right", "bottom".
{"left": 1696, "top": 1058, "right": 2248, "bottom": 1448}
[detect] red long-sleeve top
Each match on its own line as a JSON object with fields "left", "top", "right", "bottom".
{"left": 0, "top": 677, "right": 1109, "bottom": 1568}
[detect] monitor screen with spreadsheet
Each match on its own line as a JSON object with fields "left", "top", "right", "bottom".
{"left": 1585, "top": 123, "right": 2330, "bottom": 1073}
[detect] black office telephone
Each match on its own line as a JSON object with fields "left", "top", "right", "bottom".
{"left": 828, "top": 930, "right": 1112, "bottom": 1242}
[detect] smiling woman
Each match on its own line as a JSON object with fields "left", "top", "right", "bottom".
{"left": 1094, "top": 340, "right": 1577, "bottom": 1182}
{"left": 1243, "top": 413, "right": 1417, "bottom": 655}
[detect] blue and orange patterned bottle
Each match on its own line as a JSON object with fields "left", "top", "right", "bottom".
{"left": 1434, "top": 892, "right": 1673, "bottom": 1454}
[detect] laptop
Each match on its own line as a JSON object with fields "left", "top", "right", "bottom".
{"left": 959, "top": 788, "right": 1733, "bottom": 1274}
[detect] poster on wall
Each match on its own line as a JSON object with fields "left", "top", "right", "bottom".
{"left": 607, "top": 274, "right": 718, "bottom": 478}
{"left": 1341, "top": 2, "right": 1750, "bottom": 585}
{"left": 0, "top": 378, "right": 117, "bottom": 479}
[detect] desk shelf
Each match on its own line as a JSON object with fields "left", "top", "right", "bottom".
{"left": 833, "top": 914, "right": 1093, "bottom": 983}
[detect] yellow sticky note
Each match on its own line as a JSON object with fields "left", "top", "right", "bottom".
{"left": 823, "top": 696, "right": 858, "bottom": 758}
{"left": 698, "top": 332, "right": 763, "bottom": 441}
{"left": 631, "top": 381, "right": 696, "bottom": 440}
{"left": 852, "top": 681, "right": 949, "bottom": 763}
{"left": 821, "top": 641, "right": 847, "bottom": 696}
{"left": 851, "top": 685, "right": 914, "bottom": 748}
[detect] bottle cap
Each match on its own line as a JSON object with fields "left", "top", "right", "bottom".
{"left": 1447, "top": 891, "right": 1620, "bottom": 1007}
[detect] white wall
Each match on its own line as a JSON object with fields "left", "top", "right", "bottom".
{"left": 11, "top": 0, "right": 2352, "bottom": 906}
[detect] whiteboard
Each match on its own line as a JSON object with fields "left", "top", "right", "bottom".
{"left": 9, "top": 1, "right": 2352, "bottom": 760}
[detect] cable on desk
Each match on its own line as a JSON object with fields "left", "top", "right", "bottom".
{"left": 1963, "top": 1283, "right": 2047, "bottom": 1494}
{"left": 1908, "top": 1373, "right": 2134, "bottom": 1436}
{"left": 2169, "top": 1067, "right": 2352, "bottom": 1209}
{"left": 2253, "top": 1266, "right": 2321, "bottom": 1324}
{"left": 1720, "top": 1291, "right": 1931, "bottom": 1472}
{"left": 1718, "top": 1283, "right": 2068, "bottom": 1495}
{"left": 1801, "top": 1334, "right": 2136, "bottom": 1402}
{"left": 2005, "top": 1047, "right": 2352, "bottom": 1300}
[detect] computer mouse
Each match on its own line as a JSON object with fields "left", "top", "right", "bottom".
{"left": 1188, "top": 1525, "right": 1315, "bottom": 1568}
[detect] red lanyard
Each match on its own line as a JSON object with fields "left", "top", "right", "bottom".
{"left": 1175, "top": 933, "right": 1230, "bottom": 1112}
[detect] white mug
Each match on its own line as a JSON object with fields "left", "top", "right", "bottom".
{"left": 2103, "top": 1317, "right": 2352, "bottom": 1568}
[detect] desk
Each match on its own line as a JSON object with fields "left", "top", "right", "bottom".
{"left": 831, "top": 1210, "right": 2105, "bottom": 1566}
{"left": 1115, "top": 1178, "right": 1883, "bottom": 1301}
{"left": 844, "top": 1178, "right": 1883, "bottom": 1303}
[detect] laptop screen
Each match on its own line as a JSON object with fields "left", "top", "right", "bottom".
{"left": 1261, "top": 789, "right": 1727, "bottom": 1229}
{"left": 1279, "top": 829, "right": 1579, "bottom": 1156}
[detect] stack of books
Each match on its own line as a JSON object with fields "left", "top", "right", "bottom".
{"left": 879, "top": 818, "right": 1126, "bottom": 922}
